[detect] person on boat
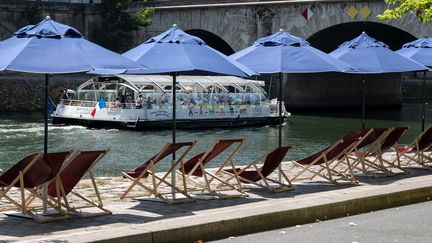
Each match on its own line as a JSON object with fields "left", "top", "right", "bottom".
{"left": 115, "top": 97, "right": 121, "bottom": 108}
{"left": 61, "top": 89, "right": 69, "bottom": 100}
{"left": 135, "top": 95, "right": 143, "bottom": 109}
{"left": 120, "top": 95, "right": 126, "bottom": 108}
{"left": 146, "top": 96, "right": 153, "bottom": 109}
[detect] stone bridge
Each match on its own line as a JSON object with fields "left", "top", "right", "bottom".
{"left": 135, "top": 0, "right": 432, "bottom": 54}
{"left": 132, "top": 0, "right": 431, "bottom": 109}
{"left": 0, "top": 0, "right": 429, "bottom": 110}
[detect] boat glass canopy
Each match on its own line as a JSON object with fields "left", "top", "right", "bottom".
{"left": 76, "top": 75, "right": 268, "bottom": 107}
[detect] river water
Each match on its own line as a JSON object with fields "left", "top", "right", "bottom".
{"left": 0, "top": 103, "right": 430, "bottom": 177}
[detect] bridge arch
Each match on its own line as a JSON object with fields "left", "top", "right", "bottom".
{"left": 306, "top": 21, "right": 417, "bottom": 53}
{"left": 185, "top": 29, "right": 235, "bottom": 56}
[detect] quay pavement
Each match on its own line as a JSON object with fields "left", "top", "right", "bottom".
{"left": 1, "top": 166, "right": 432, "bottom": 242}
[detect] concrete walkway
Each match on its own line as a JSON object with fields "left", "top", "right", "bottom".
{"left": 2, "top": 167, "right": 432, "bottom": 243}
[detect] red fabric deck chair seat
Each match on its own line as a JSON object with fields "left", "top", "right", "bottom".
{"left": 47, "top": 150, "right": 107, "bottom": 197}
{"left": 179, "top": 139, "right": 246, "bottom": 198}
{"left": 225, "top": 146, "right": 291, "bottom": 183}
{"left": 395, "top": 125, "right": 432, "bottom": 168}
{"left": 0, "top": 151, "right": 71, "bottom": 223}
{"left": 46, "top": 150, "right": 110, "bottom": 219}
{"left": 181, "top": 139, "right": 244, "bottom": 177}
{"left": 296, "top": 129, "right": 373, "bottom": 166}
{"left": 0, "top": 152, "right": 70, "bottom": 189}
{"left": 291, "top": 128, "right": 374, "bottom": 184}
{"left": 121, "top": 142, "right": 196, "bottom": 204}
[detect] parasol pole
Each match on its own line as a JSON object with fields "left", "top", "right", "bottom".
{"left": 361, "top": 75, "right": 366, "bottom": 129}
{"left": 422, "top": 71, "right": 427, "bottom": 131}
{"left": 171, "top": 73, "right": 177, "bottom": 199}
{"left": 43, "top": 73, "right": 49, "bottom": 212}
{"left": 278, "top": 73, "right": 283, "bottom": 148}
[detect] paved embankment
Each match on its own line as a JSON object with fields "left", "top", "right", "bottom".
{"left": 1, "top": 167, "right": 432, "bottom": 243}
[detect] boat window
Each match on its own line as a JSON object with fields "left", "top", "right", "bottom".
{"left": 244, "top": 85, "right": 259, "bottom": 93}
{"left": 77, "top": 90, "right": 97, "bottom": 101}
{"left": 115, "top": 85, "right": 136, "bottom": 104}
{"left": 258, "top": 87, "right": 268, "bottom": 96}
{"left": 105, "top": 83, "right": 117, "bottom": 90}
{"left": 140, "top": 85, "right": 156, "bottom": 92}
{"left": 164, "top": 85, "right": 184, "bottom": 92}
{"left": 183, "top": 84, "right": 206, "bottom": 93}
{"left": 207, "top": 85, "right": 227, "bottom": 94}
{"left": 99, "top": 90, "right": 117, "bottom": 103}
{"left": 80, "top": 83, "right": 94, "bottom": 90}
{"left": 226, "top": 86, "right": 238, "bottom": 93}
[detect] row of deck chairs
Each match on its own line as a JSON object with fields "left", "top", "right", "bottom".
{"left": 121, "top": 126, "right": 432, "bottom": 204}
{"left": 2, "top": 125, "right": 432, "bottom": 222}
{"left": 0, "top": 150, "right": 110, "bottom": 223}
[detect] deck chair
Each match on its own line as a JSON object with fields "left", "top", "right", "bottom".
{"left": 395, "top": 125, "right": 432, "bottom": 168}
{"left": 179, "top": 139, "right": 247, "bottom": 199}
{"left": 350, "top": 127, "right": 409, "bottom": 176}
{"left": 0, "top": 152, "right": 71, "bottom": 223}
{"left": 289, "top": 128, "right": 374, "bottom": 184}
{"left": 121, "top": 142, "right": 196, "bottom": 204}
{"left": 222, "top": 146, "right": 293, "bottom": 192}
{"left": 347, "top": 128, "right": 393, "bottom": 175}
{"left": 46, "top": 150, "right": 110, "bottom": 219}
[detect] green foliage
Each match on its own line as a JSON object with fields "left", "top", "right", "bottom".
{"left": 95, "top": 0, "right": 154, "bottom": 53}
{"left": 378, "top": 0, "right": 432, "bottom": 24}
{"left": 136, "top": 7, "right": 155, "bottom": 27}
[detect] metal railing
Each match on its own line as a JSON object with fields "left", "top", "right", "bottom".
{"left": 59, "top": 99, "right": 271, "bottom": 117}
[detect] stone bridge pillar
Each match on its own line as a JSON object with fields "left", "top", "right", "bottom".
{"left": 256, "top": 7, "right": 276, "bottom": 38}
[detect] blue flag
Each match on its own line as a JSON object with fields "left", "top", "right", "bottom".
{"left": 99, "top": 97, "right": 106, "bottom": 109}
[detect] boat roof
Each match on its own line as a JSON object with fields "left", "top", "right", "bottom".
{"left": 114, "top": 75, "right": 265, "bottom": 87}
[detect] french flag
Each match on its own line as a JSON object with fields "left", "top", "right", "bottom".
{"left": 91, "top": 97, "right": 106, "bottom": 118}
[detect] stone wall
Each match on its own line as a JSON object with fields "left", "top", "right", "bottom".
{"left": 0, "top": 1, "right": 428, "bottom": 111}
{"left": 0, "top": 2, "right": 99, "bottom": 111}
{"left": 0, "top": 74, "right": 90, "bottom": 111}
{"left": 0, "top": 1, "right": 100, "bottom": 41}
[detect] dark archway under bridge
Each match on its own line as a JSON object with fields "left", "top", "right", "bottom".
{"left": 182, "top": 22, "right": 415, "bottom": 110}
{"left": 269, "top": 22, "right": 415, "bottom": 110}
{"left": 307, "top": 21, "right": 417, "bottom": 53}
{"left": 186, "top": 29, "right": 235, "bottom": 56}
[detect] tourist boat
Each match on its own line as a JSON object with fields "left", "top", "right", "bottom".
{"left": 52, "top": 75, "right": 290, "bottom": 130}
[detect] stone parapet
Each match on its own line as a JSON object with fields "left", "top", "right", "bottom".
{"left": 0, "top": 74, "right": 91, "bottom": 111}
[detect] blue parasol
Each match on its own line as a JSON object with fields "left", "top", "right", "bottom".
{"left": 397, "top": 37, "right": 432, "bottom": 130}
{"left": 119, "top": 24, "right": 253, "bottom": 199}
{"left": 0, "top": 16, "right": 144, "bottom": 155}
{"left": 231, "top": 30, "right": 357, "bottom": 147}
{"left": 0, "top": 16, "right": 144, "bottom": 214}
{"left": 120, "top": 24, "right": 253, "bottom": 146}
{"left": 330, "top": 32, "right": 428, "bottom": 128}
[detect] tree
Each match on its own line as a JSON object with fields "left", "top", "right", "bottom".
{"left": 136, "top": 6, "right": 155, "bottom": 27}
{"left": 378, "top": 0, "right": 432, "bottom": 24}
{"left": 95, "top": 0, "right": 154, "bottom": 52}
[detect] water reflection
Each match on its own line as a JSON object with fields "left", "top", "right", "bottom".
{"left": 0, "top": 103, "right": 428, "bottom": 176}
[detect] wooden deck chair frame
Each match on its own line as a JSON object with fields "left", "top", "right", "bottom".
{"left": 219, "top": 146, "right": 293, "bottom": 192}
{"left": 347, "top": 128, "right": 397, "bottom": 176}
{"left": 0, "top": 152, "right": 74, "bottom": 223}
{"left": 179, "top": 139, "right": 247, "bottom": 199}
{"left": 349, "top": 127, "right": 409, "bottom": 176}
{"left": 121, "top": 142, "right": 196, "bottom": 204}
{"left": 289, "top": 129, "right": 374, "bottom": 185}
{"left": 0, "top": 153, "right": 44, "bottom": 216}
{"left": 46, "top": 150, "right": 111, "bottom": 219}
{"left": 396, "top": 125, "right": 432, "bottom": 169}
